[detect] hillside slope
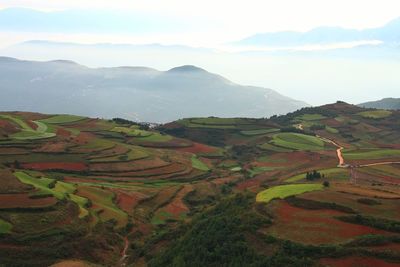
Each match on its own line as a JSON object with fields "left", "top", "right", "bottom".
{"left": 1, "top": 103, "right": 400, "bottom": 266}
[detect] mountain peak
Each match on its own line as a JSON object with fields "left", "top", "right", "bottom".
{"left": 167, "top": 65, "right": 206, "bottom": 73}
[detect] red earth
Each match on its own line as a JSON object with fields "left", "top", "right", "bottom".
{"left": 112, "top": 189, "right": 148, "bottom": 214}
{"left": 56, "top": 127, "right": 72, "bottom": 138}
{"left": 0, "top": 193, "right": 57, "bottom": 209}
{"left": 162, "top": 185, "right": 194, "bottom": 216}
{"left": 21, "top": 162, "right": 88, "bottom": 172}
{"left": 25, "top": 120, "right": 38, "bottom": 130}
{"left": 89, "top": 158, "right": 169, "bottom": 172}
{"left": 176, "top": 142, "right": 217, "bottom": 154}
{"left": 266, "top": 200, "right": 388, "bottom": 245}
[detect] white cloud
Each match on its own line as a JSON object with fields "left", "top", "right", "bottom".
{"left": 0, "top": 0, "right": 399, "bottom": 46}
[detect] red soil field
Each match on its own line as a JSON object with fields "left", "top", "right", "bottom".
{"left": 368, "top": 242, "right": 400, "bottom": 253}
{"left": 176, "top": 142, "right": 217, "bottom": 154}
{"left": 162, "top": 185, "right": 194, "bottom": 216}
{"left": 21, "top": 162, "right": 88, "bottom": 172}
{"left": 120, "top": 162, "right": 187, "bottom": 177}
{"left": 25, "top": 120, "right": 38, "bottom": 130}
{"left": 332, "top": 183, "right": 400, "bottom": 199}
{"left": 74, "top": 132, "right": 95, "bottom": 145}
{"left": 89, "top": 158, "right": 169, "bottom": 172}
{"left": 0, "top": 193, "right": 57, "bottom": 209}
{"left": 321, "top": 118, "right": 343, "bottom": 128}
{"left": 319, "top": 256, "right": 400, "bottom": 267}
{"left": 89, "top": 145, "right": 130, "bottom": 160}
{"left": 300, "top": 189, "right": 400, "bottom": 221}
{"left": 0, "top": 169, "right": 32, "bottom": 193}
{"left": 0, "top": 147, "right": 29, "bottom": 155}
{"left": 0, "top": 119, "right": 18, "bottom": 134}
{"left": 34, "top": 142, "right": 69, "bottom": 153}
{"left": 13, "top": 112, "right": 47, "bottom": 121}
{"left": 212, "top": 175, "right": 241, "bottom": 185}
{"left": 266, "top": 200, "right": 388, "bottom": 245}
{"left": 112, "top": 189, "right": 148, "bottom": 214}
{"left": 56, "top": 127, "right": 71, "bottom": 138}
{"left": 236, "top": 176, "right": 263, "bottom": 192}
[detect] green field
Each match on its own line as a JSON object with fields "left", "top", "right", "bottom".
{"left": 190, "top": 118, "right": 241, "bottom": 125}
{"left": 0, "top": 115, "right": 56, "bottom": 140}
{"left": 77, "top": 186, "right": 127, "bottom": 228}
{"left": 343, "top": 149, "right": 400, "bottom": 160}
{"left": 40, "top": 114, "right": 86, "bottom": 124}
{"left": 15, "top": 171, "right": 90, "bottom": 218}
{"left": 256, "top": 184, "right": 324, "bottom": 203}
{"left": 325, "top": 126, "right": 339, "bottom": 134}
{"left": 240, "top": 128, "right": 279, "bottom": 136}
{"left": 191, "top": 156, "right": 210, "bottom": 171}
{"left": 111, "top": 126, "right": 152, "bottom": 137}
{"left": 270, "top": 133, "right": 325, "bottom": 151}
{"left": 258, "top": 143, "right": 293, "bottom": 152}
{"left": 296, "top": 114, "right": 326, "bottom": 121}
{"left": 357, "top": 110, "right": 392, "bottom": 119}
{"left": 139, "top": 132, "right": 173, "bottom": 142}
{"left": 0, "top": 218, "right": 12, "bottom": 234}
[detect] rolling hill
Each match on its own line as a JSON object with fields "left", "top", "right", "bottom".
{"left": 0, "top": 57, "right": 307, "bottom": 122}
{"left": 1, "top": 102, "right": 400, "bottom": 266}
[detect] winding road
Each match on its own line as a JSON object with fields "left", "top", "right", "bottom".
{"left": 118, "top": 236, "right": 129, "bottom": 267}
{"left": 300, "top": 124, "right": 400, "bottom": 178}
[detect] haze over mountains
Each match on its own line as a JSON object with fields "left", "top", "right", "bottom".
{"left": 359, "top": 98, "right": 400, "bottom": 110}
{"left": 235, "top": 17, "right": 400, "bottom": 47}
{"left": 0, "top": 8, "right": 399, "bottom": 105}
{"left": 0, "top": 57, "right": 307, "bottom": 122}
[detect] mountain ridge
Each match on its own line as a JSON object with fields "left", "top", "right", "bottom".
{"left": 0, "top": 57, "right": 308, "bottom": 122}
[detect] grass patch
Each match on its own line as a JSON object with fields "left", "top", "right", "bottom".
{"left": 326, "top": 126, "right": 339, "bottom": 134}
{"left": 270, "top": 133, "right": 325, "bottom": 151}
{"left": 40, "top": 114, "right": 86, "bottom": 124}
{"left": 191, "top": 156, "right": 210, "bottom": 171}
{"left": 111, "top": 126, "right": 152, "bottom": 137}
{"left": 0, "top": 218, "right": 12, "bottom": 234}
{"left": 257, "top": 155, "right": 287, "bottom": 163}
{"left": 343, "top": 149, "right": 400, "bottom": 160}
{"left": 258, "top": 143, "right": 293, "bottom": 152}
{"left": 240, "top": 128, "right": 279, "bottom": 136}
{"left": 139, "top": 132, "right": 172, "bottom": 142}
{"left": 256, "top": 184, "right": 324, "bottom": 203}
{"left": 357, "top": 110, "right": 392, "bottom": 119}
{"left": 190, "top": 118, "right": 241, "bottom": 125}
{"left": 296, "top": 114, "right": 326, "bottom": 121}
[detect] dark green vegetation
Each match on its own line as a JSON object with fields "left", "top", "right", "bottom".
{"left": 1, "top": 102, "right": 400, "bottom": 266}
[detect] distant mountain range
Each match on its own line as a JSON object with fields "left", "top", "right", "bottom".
{"left": 235, "top": 17, "right": 400, "bottom": 47}
{"left": 358, "top": 98, "right": 400, "bottom": 110}
{"left": 0, "top": 57, "right": 308, "bottom": 122}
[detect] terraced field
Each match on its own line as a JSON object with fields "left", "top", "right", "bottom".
{"left": 1, "top": 102, "right": 400, "bottom": 266}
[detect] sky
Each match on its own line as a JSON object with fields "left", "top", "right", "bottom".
{"left": 0, "top": 0, "right": 399, "bottom": 106}
{"left": 0, "top": 0, "right": 400, "bottom": 47}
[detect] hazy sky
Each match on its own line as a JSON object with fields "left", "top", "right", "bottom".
{"left": 0, "top": 0, "right": 400, "bottom": 46}
{"left": 0, "top": 0, "right": 399, "bottom": 106}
